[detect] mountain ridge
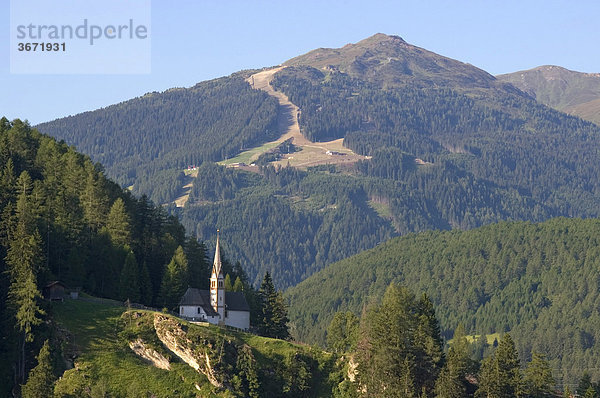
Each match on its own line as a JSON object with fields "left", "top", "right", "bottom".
{"left": 497, "top": 64, "right": 600, "bottom": 124}
{"left": 284, "top": 33, "right": 505, "bottom": 91}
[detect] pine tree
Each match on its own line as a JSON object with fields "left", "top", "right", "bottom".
{"left": 258, "top": 272, "right": 290, "bottom": 339}
{"left": 435, "top": 324, "right": 470, "bottom": 398}
{"left": 232, "top": 276, "right": 244, "bottom": 292}
{"left": 477, "top": 334, "right": 522, "bottom": 398}
{"left": 327, "top": 311, "right": 359, "bottom": 353}
{"left": 159, "top": 246, "right": 188, "bottom": 309}
{"left": 355, "top": 283, "right": 446, "bottom": 397}
{"left": 6, "top": 171, "right": 45, "bottom": 382}
{"left": 138, "top": 260, "right": 153, "bottom": 305}
{"left": 184, "top": 236, "right": 209, "bottom": 289}
{"left": 414, "top": 293, "right": 444, "bottom": 392}
{"left": 224, "top": 274, "right": 233, "bottom": 291}
{"left": 523, "top": 352, "right": 555, "bottom": 397}
{"left": 119, "top": 250, "right": 140, "bottom": 302}
{"left": 577, "top": 373, "right": 595, "bottom": 397}
{"left": 106, "top": 198, "right": 131, "bottom": 248}
{"left": 21, "top": 340, "right": 54, "bottom": 398}
{"left": 80, "top": 163, "right": 108, "bottom": 234}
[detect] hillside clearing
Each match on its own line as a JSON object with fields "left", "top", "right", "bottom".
{"left": 244, "top": 67, "right": 367, "bottom": 169}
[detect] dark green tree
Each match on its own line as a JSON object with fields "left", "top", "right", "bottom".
{"left": 6, "top": 171, "right": 45, "bottom": 382}
{"left": 184, "top": 236, "right": 209, "bottom": 289}
{"left": 233, "top": 344, "right": 260, "bottom": 398}
{"left": 435, "top": 324, "right": 471, "bottom": 398}
{"left": 21, "top": 340, "right": 54, "bottom": 398}
{"left": 477, "top": 334, "right": 522, "bottom": 398}
{"left": 577, "top": 373, "right": 596, "bottom": 397}
{"left": 327, "top": 311, "right": 359, "bottom": 353}
{"left": 159, "top": 246, "right": 188, "bottom": 309}
{"left": 106, "top": 198, "right": 131, "bottom": 248}
{"left": 232, "top": 276, "right": 244, "bottom": 292}
{"left": 224, "top": 274, "right": 233, "bottom": 291}
{"left": 258, "top": 272, "right": 290, "bottom": 339}
{"left": 282, "top": 351, "right": 312, "bottom": 397}
{"left": 523, "top": 352, "right": 555, "bottom": 397}
{"left": 119, "top": 249, "right": 140, "bottom": 302}
{"left": 355, "top": 283, "right": 444, "bottom": 397}
{"left": 138, "top": 260, "right": 153, "bottom": 305}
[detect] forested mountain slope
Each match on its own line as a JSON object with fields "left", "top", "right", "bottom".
{"left": 36, "top": 73, "right": 279, "bottom": 204}
{"left": 36, "top": 33, "right": 600, "bottom": 291}
{"left": 498, "top": 65, "right": 600, "bottom": 124}
{"left": 285, "top": 217, "right": 600, "bottom": 383}
{"left": 0, "top": 119, "right": 218, "bottom": 395}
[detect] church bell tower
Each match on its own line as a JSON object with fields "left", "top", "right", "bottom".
{"left": 210, "top": 230, "right": 225, "bottom": 322}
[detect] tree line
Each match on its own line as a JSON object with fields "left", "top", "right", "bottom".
{"left": 286, "top": 217, "right": 600, "bottom": 385}
{"left": 327, "top": 282, "right": 563, "bottom": 397}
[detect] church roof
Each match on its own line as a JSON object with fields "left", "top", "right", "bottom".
{"left": 179, "top": 288, "right": 219, "bottom": 316}
{"left": 225, "top": 291, "right": 251, "bottom": 312}
{"left": 179, "top": 288, "right": 249, "bottom": 313}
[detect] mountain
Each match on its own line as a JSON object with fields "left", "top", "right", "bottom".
{"left": 36, "top": 34, "right": 600, "bottom": 290}
{"left": 285, "top": 217, "right": 600, "bottom": 384}
{"left": 497, "top": 65, "right": 600, "bottom": 124}
{"left": 284, "top": 33, "right": 504, "bottom": 91}
{"left": 36, "top": 73, "right": 279, "bottom": 204}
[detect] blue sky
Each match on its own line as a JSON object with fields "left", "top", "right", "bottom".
{"left": 2, "top": 0, "right": 599, "bottom": 124}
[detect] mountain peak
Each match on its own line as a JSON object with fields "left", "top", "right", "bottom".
{"left": 283, "top": 33, "right": 498, "bottom": 90}
{"left": 356, "top": 33, "right": 407, "bottom": 45}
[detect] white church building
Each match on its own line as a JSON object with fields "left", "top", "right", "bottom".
{"left": 179, "top": 233, "right": 250, "bottom": 330}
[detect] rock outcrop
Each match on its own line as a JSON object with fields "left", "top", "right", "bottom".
{"left": 153, "top": 314, "right": 222, "bottom": 388}
{"left": 128, "top": 338, "right": 171, "bottom": 370}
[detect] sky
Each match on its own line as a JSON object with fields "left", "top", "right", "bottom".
{"left": 2, "top": 0, "right": 600, "bottom": 125}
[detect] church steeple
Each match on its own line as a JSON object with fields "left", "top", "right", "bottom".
{"left": 210, "top": 230, "right": 225, "bottom": 322}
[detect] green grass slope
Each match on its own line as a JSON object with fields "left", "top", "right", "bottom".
{"left": 497, "top": 65, "right": 600, "bottom": 124}
{"left": 52, "top": 299, "right": 341, "bottom": 397}
{"left": 285, "top": 217, "right": 600, "bottom": 383}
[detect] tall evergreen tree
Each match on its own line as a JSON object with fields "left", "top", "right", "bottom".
{"left": 258, "top": 272, "right": 290, "bottom": 339}
{"left": 356, "top": 283, "right": 445, "bottom": 397}
{"left": 477, "top": 334, "right": 522, "bottom": 398}
{"left": 232, "top": 276, "right": 244, "bottom": 292}
{"left": 577, "top": 373, "right": 595, "bottom": 397}
{"left": 159, "top": 246, "right": 188, "bottom": 309}
{"left": 435, "top": 324, "right": 471, "bottom": 398}
{"left": 224, "top": 274, "right": 233, "bottom": 291}
{"left": 80, "top": 163, "right": 108, "bottom": 234}
{"left": 523, "top": 352, "right": 555, "bottom": 397}
{"left": 5, "top": 171, "right": 45, "bottom": 382}
{"left": 21, "top": 340, "right": 54, "bottom": 398}
{"left": 327, "top": 311, "right": 359, "bottom": 354}
{"left": 138, "top": 260, "right": 153, "bottom": 305}
{"left": 119, "top": 250, "right": 140, "bottom": 302}
{"left": 184, "top": 236, "right": 209, "bottom": 289}
{"left": 106, "top": 198, "right": 131, "bottom": 248}
{"left": 234, "top": 344, "right": 260, "bottom": 398}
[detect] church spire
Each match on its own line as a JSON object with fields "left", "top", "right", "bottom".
{"left": 212, "top": 229, "right": 223, "bottom": 278}
{"left": 210, "top": 229, "right": 225, "bottom": 322}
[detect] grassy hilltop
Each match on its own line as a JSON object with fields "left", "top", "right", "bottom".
{"left": 51, "top": 299, "right": 341, "bottom": 398}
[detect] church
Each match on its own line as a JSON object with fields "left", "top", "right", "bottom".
{"left": 178, "top": 233, "right": 250, "bottom": 330}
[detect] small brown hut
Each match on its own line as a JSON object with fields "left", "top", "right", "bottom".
{"left": 43, "top": 281, "right": 67, "bottom": 301}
